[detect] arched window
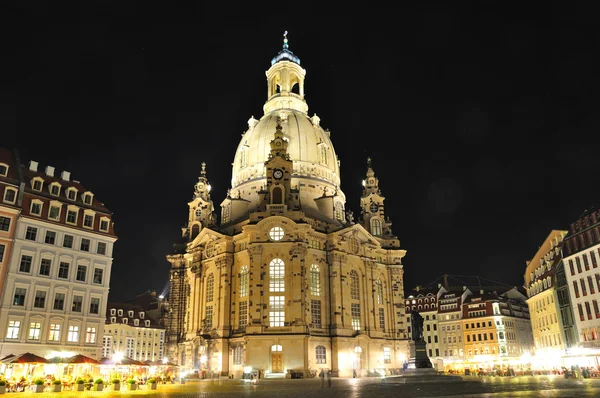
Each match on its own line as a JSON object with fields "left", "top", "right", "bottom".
{"left": 310, "top": 264, "right": 321, "bottom": 296}
{"left": 271, "top": 344, "right": 282, "bottom": 352}
{"left": 272, "top": 187, "right": 283, "bottom": 204}
{"left": 316, "top": 345, "right": 326, "bottom": 364}
{"left": 239, "top": 266, "right": 249, "bottom": 298}
{"left": 383, "top": 347, "right": 391, "bottom": 363}
{"left": 376, "top": 279, "right": 383, "bottom": 305}
{"left": 206, "top": 274, "right": 214, "bottom": 302}
{"left": 320, "top": 145, "right": 328, "bottom": 165}
{"left": 350, "top": 270, "right": 359, "bottom": 300}
{"left": 191, "top": 224, "right": 200, "bottom": 239}
{"left": 270, "top": 258, "right": 285, "bottom": 292}
{"left": 334, "top": 202, "right": 344, "bottom": 221}
{"left": 371, "top": 219, "right": 382, "bottom": 236}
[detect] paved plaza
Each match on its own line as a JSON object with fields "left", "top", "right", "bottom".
{"left": 4, "top": 375, "right": 600, "bottom": 398}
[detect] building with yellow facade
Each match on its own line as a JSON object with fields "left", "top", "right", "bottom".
{"left": 164, "top": 34, "right": 409, "bottom": 378}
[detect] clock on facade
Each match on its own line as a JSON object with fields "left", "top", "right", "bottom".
{"left": 370, "top": 203, "right": 379, "bottom": 213}
{"left": 273, "top": 169, "right": 283, "bottom": 179}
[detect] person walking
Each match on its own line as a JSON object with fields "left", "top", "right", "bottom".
{"left": 319, "top": 370, "right": 324, "bottom": 388}
{"left": 327, "top": 370, "right": 332, "bottom": 387}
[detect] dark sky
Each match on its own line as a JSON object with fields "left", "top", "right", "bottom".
{"left": 2, "top": 2, "right": 599, "bottom": 302}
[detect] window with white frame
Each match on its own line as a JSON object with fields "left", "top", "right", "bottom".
{"left": 269, "top": 258, "right": 285, "bottom": 292}
{"left": 72, "top": 295, "right": 83, "bottom": 312}
{"left": 66, "top": 188, "right": 77, "bottom": 201}
{"left": 53, "top": 293, "right": 65, "bottom": 310}
{"left": 3, "top": 188, "right": 17, "bottom": 203}
{"left": 269, "top": 226, "right": 284, "bottom": 241}
{"left": 0, "top": 215, "right": 9, "bottom": 231}
{"left": 67, "top": 325, "right": 79, "bottom": 342}
{"left": 86, "top": 327, "right": 96, "bottom": 343}
{"left": 25, "top": 226, "right": 37, "bottom": 241}
{"left": 19, "top": 255, "right": 32, "bottom": 272}
{"left": 93, "top": 268, "right": 103, "bottom": 284}
{"left": 376, "top": 279, "right": 383, "bottom": 304}
{"left": 45, "top": 230, "right": 56, "bottom": 244}
{"left": 33, "top": 291, "right": 46, "bottom": 308}
{"left": 239, "top": 266, "right": 249, "bottom": 297}
{"left": 334, "top": 202, "right": 344, "bottom": 221}
{"left": 100, "top": 217, "right": 110, "bottom": 232}
{"left": 206, "top": 273, "right": 214, "bottom": 302}
{"left": 13, "top": 288, "right": 26, "bottom": 306}
{"left": 379, "top": 308, "right": 385, "bottom": 330}
{"left": 28, "top": 322, "right": 42, "bottom": 340}
{"left": 83, "top": 213, "right": 94, "bottom": 228}
{"left": 30, "top": 200, "right": 43, "bottom": 216}
{"left": 204, "top": 305, "right": 213, "bottom": 329}
{"left": 50, "top": 183, "right": 61, "bottom": 196}
{"left": 97, "top": 242, "right": 106, "bottom": 255}
{"left": 239, "top": 300, "right": 248, "bottom": 328}
{"left": 80, "top": 238, "right": 90, "bottom": 252}
{"left": 269, "top": 296, "right": 285, "bottom": 327}
{"left": 383, "top": 347, "right": 391, "bottom": 363}
{"left": 310, "top": 264, "right": 321, "bottom": 296}
{"left": 83, "top": 193, "right": 93, "bottom": 205}
{"left": 90, "top": 298, "right": 100, "bottom": 314}
{"left": 6, "top": 320, "right": 20, "bottom": 339}
{"left": 311, "top": 299, "right": 321, "bottom": 328}
{"left": 371, "top": 219, "right": 382, "bottom": 236}
{"left": 316, "top": 345, "right": 326, "bottom": 364}
{"left": 233, "top": 346, "right": 243, "bottom": 364}
{"left": 49, "top": 324, "right": 60, "bottom": 341}
{"left": 350, "top": 270, "right": 359, "bottom": 300}
{"left": 32, "top": 178, "right": 43, "bottom": 191}
{"left": 0, "top": 163, "right": 7, "bottom": 176}
{"left": 351, "top": 303, "right": 361, "bottom": 331}
{"left": 66, "top": 209, "right": 77, "bottom": 224}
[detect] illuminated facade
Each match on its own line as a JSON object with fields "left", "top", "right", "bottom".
{"left": 0, "top": 149, "right": 21, "bottom": 303}
{"left": 165, "top": 34, "right": 409, "bottom": 378}
{"left": 524, "top": 230, "right": 575, "bottom": 354}
{"left": 101, "top": 303, "right": 165, "bottom": 362}
{"left": 0, "top": 153, "right": 117, "bottom": 359}
{"left": 562, "top": 206, "right": 600, "bottom": 348}
{"left": 405, "top": 287, "right": 440, "bottom": 362}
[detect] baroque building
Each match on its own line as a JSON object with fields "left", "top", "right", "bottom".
{"left": 165, "top": 34, "right": 409, "bottom": 378}
{"left": 0, "top": 150, "right": 117, "bottom": 359}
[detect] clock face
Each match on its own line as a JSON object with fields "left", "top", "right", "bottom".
{"left": 198, "top": 182, "right": 204, "bottom": 189}
{"left": 370, "top": 203, "right": 379, "bottom": 213}
{"left": 273, "top": 169, "right": 283, "bottom": 179}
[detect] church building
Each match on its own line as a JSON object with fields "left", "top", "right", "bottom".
{"left": 165, "top": 34, "right": 409, "bottom": 378}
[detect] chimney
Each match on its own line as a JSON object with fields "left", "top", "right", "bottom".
{"left": 61, "top": 171, "right": 71, "bottom": 181}
{"left": 28, "top": 161, "right": 38, "bottom": 172}
{"left": 463, "top": 286, "right": 466, "bottom": 291}
{"left": 480, "top": 289, "right": 484, "bottom": 294}
{"left": 45, "top": 166, "right": 55, "bottom": 177}
{"left": 438, "top": 283, "right": 442, "bottom": 288}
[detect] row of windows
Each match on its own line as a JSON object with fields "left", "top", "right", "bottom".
{"left": 569, "top": 251, "right": 600, "bottom": 276}
{"left": 571, "top": 273, "right": 600, "bottom": 298}
{"left": 18, "top": 253, "right": 104, "bottom": 283}
{"left": 565, "top": 227, "right": 600, "bottom": 254}
{"left": 109, "top": 317, "right": 152, "bottom": 327}
{"left": 109, "top": 308, "right": 146, "bottom": 319}
{"left": 6, "top": 320, "right": 96, "bottom": 343}
{"left": 27, "top": 175, "right": 94, "bottom": 204}
{"left": 12, "top": 287, "right": 100, "bottom": 313}
{"left": 23, "top": 225, "right": 108, "bottom": 254}
{"left": 576, "top": 300, "right": 600, "bottom": 321}
{"left": 537, "top": 333, "right": 562, "bottom": 348}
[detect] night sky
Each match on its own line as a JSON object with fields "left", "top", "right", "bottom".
{"left": 2, "top": 3, "right": 599, "bottom": 302}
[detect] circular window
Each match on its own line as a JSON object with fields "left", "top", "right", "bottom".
{"left": 195, "top": 209, "right": 202, "bottom": 218}
{"left": 269, "top": 226, "right": 285, "bottom": 241}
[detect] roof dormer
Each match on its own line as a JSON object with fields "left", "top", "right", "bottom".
{"left": 0, "top": 163, "right": 8, "bottom": 177}
{"left": 31, "top": 177, "right": 44, "bottom": 192}
{"left": 49, "top": 182, "right": 61, "bottom": 197}
{"left": 66, "top": 187, "right": 78, "bottom": 201}
{"left": 82, "top": 191, "right": 94, "bottom": 206}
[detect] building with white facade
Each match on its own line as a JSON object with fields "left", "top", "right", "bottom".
{"left": 0, "top": 153, "right": 117, "bottom": 359}
{"left": 562, "top": 206, "right": 600, "bottom": 348}
{"left": 101, "top": 303, "right": 165, "bottom": 362}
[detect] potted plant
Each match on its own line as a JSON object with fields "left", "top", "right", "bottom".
{"left": 75, "top": 378, "right": 85, "bottom": 391}
{"left": 51, "top": 380, "right": 62, "bottom": 392}
{"left": 94, "top": 378, "right": 104, "bottom": 391}
{"left": 127, "top": 379, "right": 137, "bottom": 390}
{"left": 0, "top": 379, "right": 6, "bottom": 394}
{"left": 147, "top": 378, "right": 157, "bottom": 390}
{"left": 33, "top": 379, "right": 45, "bottom": 393}
{"left": 111, "top": 378, "right": 121, "bottom": 391}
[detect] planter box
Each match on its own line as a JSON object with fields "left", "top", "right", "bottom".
{"left": 0, "top": 385, "right": 6, "bottom": 394}
{"left": 112, "top": 383, "right": 121, "bottom": 391}
{"left": 94, "top": 384, "right": 103, "bottom": 391}
{"left": 127, "top": 383, "right": 137, "bottom": 390}
{"left": 52, "top": 384, "right": 62, "bottom": 392}
{"left": 34, "top": 385, "right": 44, "bottom": 393}
{"left": 148, "top": 383, "right": 157, "bottom": 390}
{"left": 76, "top": 384, "right": 85, "bottom": 391}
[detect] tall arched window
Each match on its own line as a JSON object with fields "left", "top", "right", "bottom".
{"left": 376, "top": 279, "right": 383, "bottom": 305}
{"left": 316, "top": 345, "right": 326, "bottom": 364}
{"left": 206, "top": 274, "right": 214, "bottom": 302}
{"left": 239, "top": 266, "right": 249, "bottom": 297}
{"left": 270, "top": 258, "right": 285, "bottom": 292}
{"left": 371, "top": 219, "right": 382, "bottom": 236}
{"left": 310, "top": 264, "right": 321, "bottom": 296}
{"left": 350, "top": 270, "right": 359, "bottom": 300}
{"left": 191, "top": 224, "right": 200, "bottom": 239}
{"left": 272, "top": 187, "right": 283, "bottom": 204}
{"left": 233, "top": 346, "right": 243, "bottom": 365}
